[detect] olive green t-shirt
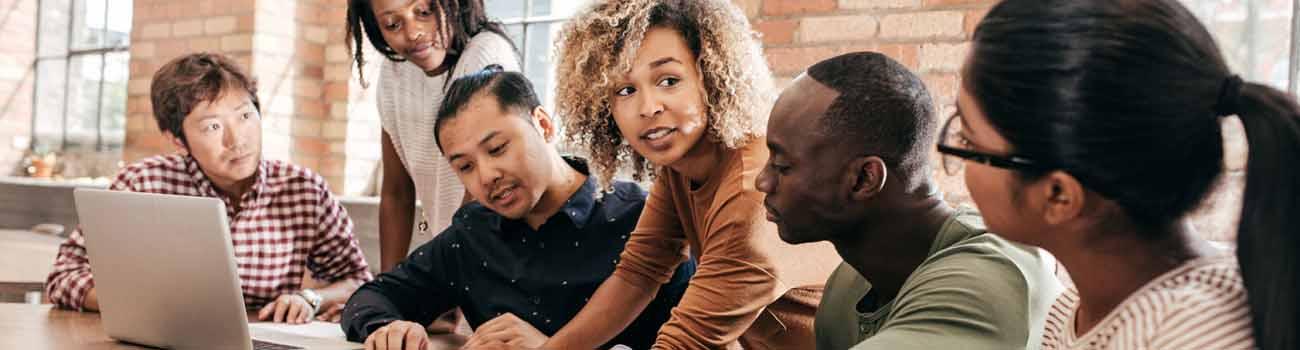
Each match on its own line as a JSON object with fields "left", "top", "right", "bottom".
{"left": 814, "top": 211, "right": 1062, "bottom": 350}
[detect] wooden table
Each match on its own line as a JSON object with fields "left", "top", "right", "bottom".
{"left": 0, "top": 230, "right": 64, "bottom": 303}
{"left": 0, "top": 303, "right": 469, "bottom": 349}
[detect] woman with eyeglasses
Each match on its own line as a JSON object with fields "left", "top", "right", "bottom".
{"left": 940, "top": 0, "right": 1298, "bottom": 349}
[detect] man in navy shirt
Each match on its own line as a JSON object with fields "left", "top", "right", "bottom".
{"left": 342, "top": 66, "right": 693, "bottom": 350}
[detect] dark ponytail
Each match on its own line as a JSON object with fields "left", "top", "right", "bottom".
{"left": 1234, "top": 82, "right": 1300, "bottom": 350}
{"left": 968, "top": 1, "right": 1298, "bottom": 348}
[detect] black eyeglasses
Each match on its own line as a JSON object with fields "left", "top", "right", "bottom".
{"left": 936, "top": 114, "right": 1043, "bottom": 175}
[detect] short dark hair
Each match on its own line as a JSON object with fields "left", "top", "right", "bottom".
{"left": 434, "top": 65, "right": 542, "bottom": 151}
{"left": 150, "top": 52, "right": 260, "bottom": 145}
{"left": 805, "top": 51, "right": 936, "bottom": 177}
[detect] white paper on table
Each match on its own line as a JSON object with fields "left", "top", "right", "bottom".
{"left": 249, "top": 321, "right": 349, "bottom": 339}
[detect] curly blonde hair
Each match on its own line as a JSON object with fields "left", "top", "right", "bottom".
{"left": 553, "top": 0, "right": 775, "bottom": 189}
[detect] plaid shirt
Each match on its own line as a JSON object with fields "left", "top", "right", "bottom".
{"left": 46, "top": 154, "right": 373, "bottom": 310}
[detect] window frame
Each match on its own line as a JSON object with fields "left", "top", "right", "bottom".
{"left": 1290, "top": 0, "right": 1299, "bottom": 94}
{"left": 31, "top": 0, "right": 132, "bottom": 153}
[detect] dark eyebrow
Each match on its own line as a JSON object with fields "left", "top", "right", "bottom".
{"left": 446, "top": 130, "right": 500, "bottom": 163}
{"left": 649, "top": 57, "right": 681, "bottom": 69}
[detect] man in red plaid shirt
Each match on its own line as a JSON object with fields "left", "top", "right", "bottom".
{"left": 45, "top": 52, "right": 373, "bottom": 324}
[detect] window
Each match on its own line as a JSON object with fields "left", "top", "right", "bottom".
{"left": 485, "top": 0, "right": 589, "bottom": 110}
{"left": 32, "top": 0, "right": 132, "bottom": 154}
{"left": 1181, "top": 0, "right": 1296, "bottom": 96}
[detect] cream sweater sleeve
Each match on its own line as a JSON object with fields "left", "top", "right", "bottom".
{"left": 451, "top": 32, "right": 522, "bottom": 79}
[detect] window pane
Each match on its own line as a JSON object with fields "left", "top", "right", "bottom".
{"left": 1181, "top": 0, "right": 1293, "bottom": 91}
{"left": 33, "top": 59, "right": 68, "bottom": 152}
{"left": 101, "top": 51, "right": 130, "bottom": 149}
{"left": 531, "top": 0, "right": 550, "bottom": 17}
{"left": 65, "top": 54, "right": 105, "bottom": 150}
{"left": 504, "top": 23, "right": 524, "bottom": 56}
{"left": 485, "top": 0, "right": 526, "bottom": 20}
{"left": 524, "top": 23, "right": 559, "bottom": 109}
{"left": 38, "top": 0, "right": 71, "bottom": 57}
{"left": 105, "top": 0, "right": 133, "bottom": 48}
{"left": 532, "top": 0, "right": 587, "bottom": 18}
{"left": 71, "top": 0, "right": 105, "bottom": 51}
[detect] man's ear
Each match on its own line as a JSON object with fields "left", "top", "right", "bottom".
{"left": 531, "top": 106, "right": 556, "bottom": 143}
{"left": 1039, "top": 170, "right": 1087, "bottom": 225}
{"left": 846, "top": 156, "right": 888, "bottom": 201}
{"left": 164, "top": 131, "right": 189, "bottom": 155}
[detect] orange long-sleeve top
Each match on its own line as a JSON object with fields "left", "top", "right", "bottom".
{"left": 611, "top": 138, "right": 841, "bottom": 349}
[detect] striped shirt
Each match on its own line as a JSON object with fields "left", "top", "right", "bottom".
{"left": 45, "top": 154, "right": 373, "bottom": 310}
{"left": 1042, "top": 255, "right": 1255, "bottom": 350}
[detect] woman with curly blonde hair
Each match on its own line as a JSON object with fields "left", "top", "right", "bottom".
{"left": 468, "top": 0, "right": 841, "bottom": 348}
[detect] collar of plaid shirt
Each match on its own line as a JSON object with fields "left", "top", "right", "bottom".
{"left": 183, "top": 155, "right": 271, "bottom": 215}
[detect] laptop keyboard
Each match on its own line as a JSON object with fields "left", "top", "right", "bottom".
{"left": 253, "top": 339, "right": 303, "bottom": 350}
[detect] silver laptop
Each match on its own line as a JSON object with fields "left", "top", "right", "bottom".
{"left": 74, "top": 188, "right": 362, "bottom": 350}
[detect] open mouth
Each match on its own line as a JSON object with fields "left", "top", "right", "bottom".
{"left": 489, "top": 184, "right": 518, "bottom": 206}
{"left": 641, "top": 127, "right": 676, "bottom": 141}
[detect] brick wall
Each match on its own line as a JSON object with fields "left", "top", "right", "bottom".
{"left": 737, "top": 0, "right": 1244, "bottom": 241}
{"left": 0, "top": 0, "right": 36, "bottom": 175}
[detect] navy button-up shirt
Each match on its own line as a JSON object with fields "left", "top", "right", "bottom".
{"left": 343, "top": 157, "right": 694, "bottom": 349}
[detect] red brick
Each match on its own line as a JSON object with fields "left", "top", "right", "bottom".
{"left": 302, "top": 65, "right": 325, "bottom": 79}
{"left": 236, "top": 15, "right": 256, "bottom": 33}
{"left": 294, "top": 138, "right": 331, "bottom": 156}
{"left": 292, "top": 155, "right": 321, "bottom": 172}
{"left": 922, "top": 73, "right": 960, "bottom": 105}
{"left": 762, "top": 0, "right": 837, "bottom": 16}
{"left": 298, "top": 5, "right": 327, "bottom": 25}
{"left": 765, "top": 46, "right": 839, "bottom": 75}
{"left": 964, "top": 8, "right": 989, "bottom": 37}
{"left": 189, "top": 37, "right": 222, "bottom": 52}
{"left": 919, "top": 42, "right": 968, "bottom": 73}
{"left": 318, "top": 156, "right": 346, "bottom": 177}
{"left": 879, "top": 11, "right": 964, "bottom": 40}
{"left": 323, "top": 82, "right": 349, "bottom": 101}
{"left": 840, "top": 0, "right": 920, "bottom": 9}
{"left": 754, "top": 19, "right": 799, "bottom": 45}
{"left": 296, "top": 99, "right": 328, "bottom": 119}
{"left": 156, "top": 38, "right": 191, "bottom": 60}
{"left": 839, "top": 43, "right": 920, "bottom": 70}
{"left": 924, "top": 0, "right": 994, "bottom": 7}
{"left": 799, "top": 15, "right": 877, "bottom": 43}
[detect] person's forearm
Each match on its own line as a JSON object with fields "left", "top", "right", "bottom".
{"left": 316, "top": 278, "right": 364, "bottom": 307}
{"left": 545, "top": 274, "right": 659, "bottom": 349}
{"left": 379, "top": 131, "right": 418, "bottom": 272}
{"left": 83, "top": 288, "right": 100, "bottom": 311}
{"left": 378, "top": 195, "right": 415, "bottom": 272}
